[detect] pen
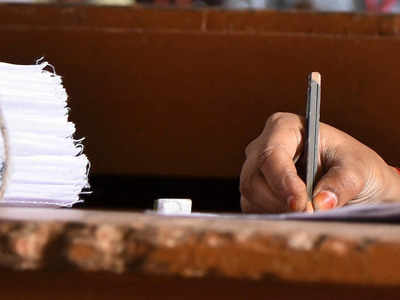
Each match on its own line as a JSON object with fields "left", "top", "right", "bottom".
{"left": 304, "top": 72, "right": 321, "bottom": 211}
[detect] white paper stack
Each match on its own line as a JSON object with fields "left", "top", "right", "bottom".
{"left": 0, "top": 60, "right": 89, "bottom": 207}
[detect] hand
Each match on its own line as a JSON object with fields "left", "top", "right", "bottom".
{"left": 240, "top": 112, "right": 400, "bottom": 213}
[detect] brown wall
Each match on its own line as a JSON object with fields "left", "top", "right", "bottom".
{"left": 1, "top": 5, "right": 400, "bottom": 177}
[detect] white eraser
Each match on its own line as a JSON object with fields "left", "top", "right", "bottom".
{"left": 154, "top": 198, "right": 192, "bottom": 214}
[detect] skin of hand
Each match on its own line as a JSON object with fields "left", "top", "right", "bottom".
{"left": 240, "top": 112, "right": 400, "bottom": 213}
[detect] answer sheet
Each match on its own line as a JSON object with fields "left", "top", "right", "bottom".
{"left": 153, "top": 204, "right": 400, "bottom": 222}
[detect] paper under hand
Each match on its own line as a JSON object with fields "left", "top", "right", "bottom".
{"left": 169, "top": 204, "right": 400, "bottom": 222}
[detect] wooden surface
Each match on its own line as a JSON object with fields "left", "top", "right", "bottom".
{"left": 0, "top": 207, "right": 399, "bottom": 285}
{"left": 1, "top": 5, "right": 400, "bottom": 177}
{"left": 0, "top": 207, "right": 397, "bottom": 298}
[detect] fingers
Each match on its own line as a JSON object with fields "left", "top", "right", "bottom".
{"left": 259, "top": 147, "right": 308, "bottom": 212}
{"left": 240, "top": 112, "right": 309, "bottom": 213}
{"left": 257, "top": 113, "right": 308, "bottom": 212}
{"left": 240, "top": 172, "right": 288, "bottom": 213}
{"left": 240, "top": 147, "right": 287, "bottom": 213}
{"left": 313, "top": 165, "right": 364, "bottom": 211}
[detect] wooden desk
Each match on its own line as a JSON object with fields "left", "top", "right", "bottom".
{"left": 1, "top": 8, "right": 400, "bottom": 297}
{"left": 0, "top": 207, "right": 399, "bottom": 299}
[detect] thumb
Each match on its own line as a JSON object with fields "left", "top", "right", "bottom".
{"left": 312, "top": 166, "right": 364, "bottom": 211}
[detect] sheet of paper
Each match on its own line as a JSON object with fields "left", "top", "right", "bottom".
{"left": 265, "top": 203, "right": 400, "bottom": 222}
{"left": 152, "top": 203, "right": 400, "bottom": 222}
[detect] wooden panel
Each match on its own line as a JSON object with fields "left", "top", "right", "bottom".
{"left": 1, "top": 5, "right": 400, "bottom": 177}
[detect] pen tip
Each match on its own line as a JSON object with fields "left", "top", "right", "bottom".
{"left": 311, "top": 72, "right": 321, "bottom": 85}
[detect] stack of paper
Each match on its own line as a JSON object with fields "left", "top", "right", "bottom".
{"left": 0, "top": 60, "right": 89, "bottom": 207}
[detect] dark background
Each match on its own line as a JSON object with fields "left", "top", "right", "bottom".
{"left": 78, "top": 175, "right": 241, "bottom": 212}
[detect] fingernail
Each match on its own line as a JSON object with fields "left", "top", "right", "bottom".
{"left": 313, "top": 191, "right": 338, "bottom": 211}
{"left": 287, "top": 196, "right": 299, "bottom": 211}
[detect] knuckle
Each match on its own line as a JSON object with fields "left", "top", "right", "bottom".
{"left": 244, "top": 138, "right": 258, "bottom": 157}
{"left": 266, "top": 112, "right": 292, "bottom": 128}
{"left": 258, "top": 146, "right": 275, "bottom": 166}
{"left": 258, "top": 144, "right": 291, "bottom": 168}
{"left": 265, "top": 112, "right": 300, "bottom": 130}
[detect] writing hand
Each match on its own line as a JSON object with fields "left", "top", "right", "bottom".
{"left": 240, "top": 113, "right": 400, "bottom": 213}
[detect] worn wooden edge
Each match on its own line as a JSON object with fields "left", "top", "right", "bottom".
{"left": 0, "top": 207, "right": 400, "bottom": 286}
{"left": 0, "top": 4, "right": 400, "bottom": 36}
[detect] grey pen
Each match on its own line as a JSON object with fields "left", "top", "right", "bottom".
{"left": 304, "top": 72, "right": 321, "bottom": 211}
